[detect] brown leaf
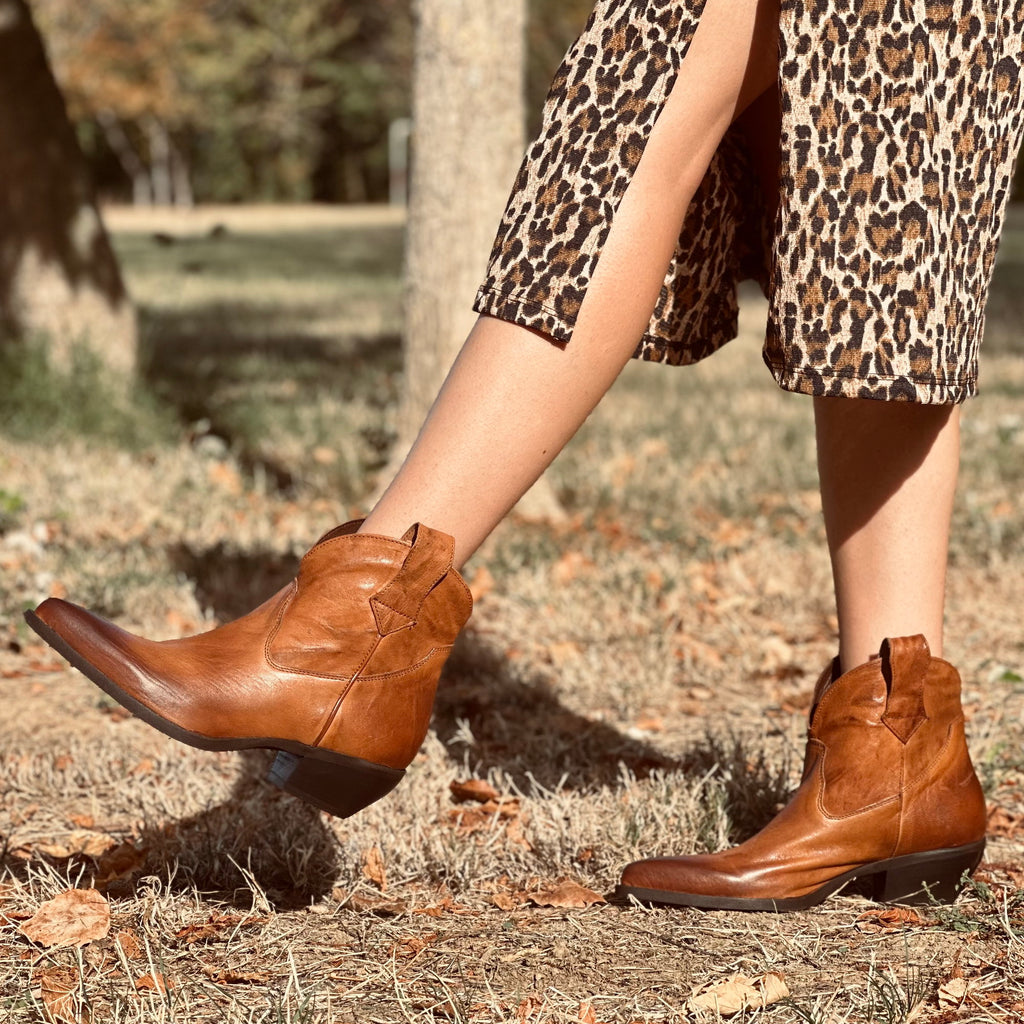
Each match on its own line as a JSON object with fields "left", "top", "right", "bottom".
{"left": 37, "top": 831, "right": 118, "bottom": 861}
{"left": 468, "top": 565, "right": 496, "bottom": 602}
{"left": 135, "top": 972, "right": 172, "bottom": 993}
{"left": 205, "top": 968, "right": 270, "bottom": 985}
{"left": 634, "top": 716, "right": 664, "bottom": 733}
{"left": 450, "top": 778, "right": 500, "bottom": 804}
{"left": 546, "top": 641, "right": 582, "bottom": 666}
{"left": 34, "top": 964, "right": 80, "bottom": 1023}
{"left": 937, "top": 976, "right": 980, "bottom": 1009}
{"left": 413, "top": 896, "right": 472, "bottom": 917}
{"left": 578, "top": 1002, "right": 598, "bottom": 1024}
{"left": 99, "top": 705, "right": 132, "bottom": 723}
{"left": 688, "top": 972, "right": 790, "bottom": 1016}
{"left": 987, "top": 805, "right": 1024, "bottom": 839}
{"left": 527, "top": 881, "right": 607, "bottom": 909}
{"left": 341, "top": 893, "right": 410, "bottom": 915}
{"left": 20, "top": 889, "right": 110, "bottom": 948}
{"left": 362, "top": 846, "right": 387, "bottom": 891}
{"left": 174, "top": 911, "right": 265, "bottom": 944}
{"left": 93, "top": 841, "right": 147, "bottom": 887}
{"left": 515, "top": 996, "right": 543, "bottom": 1022}
{"left": 552, "top": 551, "right": 595, "bottom": 585}
{"left": 111, "top": 929, "right": 143, "bottom": 960}
{"left": 67, "top": 814, "right": 94, "bottom": 830}
{"left": 490, "top": 891, "right": 521, "bottom": 911}
{"left": 856, "top": 907, "right": 926, "bottom": 933}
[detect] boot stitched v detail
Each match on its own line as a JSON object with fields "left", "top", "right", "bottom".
{"left": 25, "top": 521, "right": 473, "bottom": 818}
{"left": 617, "top": 635, "right": 987, "bottom": 911}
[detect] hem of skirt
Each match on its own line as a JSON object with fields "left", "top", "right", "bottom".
{"left": 764, "top": 356, "right": 977, "bottom": 405}
{"left": 474, "top": 285, "right": 740, "bottom": 366}
{"left": 473, "top": 286, "right": 575, "bottom": 345}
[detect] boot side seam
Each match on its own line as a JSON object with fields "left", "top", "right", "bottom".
{"left": 357, "top": 645, "right": 453, "bottom": 682}
{"left": 311, "top": 634, "right": 384, "bottom": 746}
{"left": 263, "top": 580, "right": 297, "bottom": 668}
{"left": 814, "top": 741, "right": 901, "bottom": 821}
{"left": 902, "top": 722, "right": 957, "bottom": 793}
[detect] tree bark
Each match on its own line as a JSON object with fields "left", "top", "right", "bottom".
{"left": 0, "top": 0, "right": 136, "bottom": 377}
{"left": 391, "top": 0, "right": 564, "bottom": 521}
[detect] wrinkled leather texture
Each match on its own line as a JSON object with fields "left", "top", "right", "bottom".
{"left": 33, "top": 521, "right": 473, "bottom": 770}
{"left": 620, "top": 635, "right": 987, "bottom": 900}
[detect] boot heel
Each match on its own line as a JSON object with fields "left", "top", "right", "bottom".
{"left": 873, "top": 840, "right": 986, "bottom": 905}
{"left": 268, "top": 749, "right": 405, "bottom": 818}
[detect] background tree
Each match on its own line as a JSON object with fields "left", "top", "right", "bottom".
{"left": 0, "top": 0, "right": 136, "bottom": 375}
{"left": 390, "top": 0, "right": 565, "bottom": 520}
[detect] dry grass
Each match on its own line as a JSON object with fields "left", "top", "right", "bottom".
{"left": 1, "top": 207, "right": 1023, "bottom": 1022}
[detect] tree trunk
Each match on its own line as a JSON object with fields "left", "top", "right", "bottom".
{"left": 390, "top": 0, "right": 564, "bottom": 522}
{"left": 0, "top": 0, "right": 136, "bottom": 377}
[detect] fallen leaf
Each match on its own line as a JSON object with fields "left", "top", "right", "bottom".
{"left": 515, "top": 996, "right": 543, "bottom": 1022}
{"left": 340, "top": 893, "right": 410, "bottom": 915}
{"left": 468, "top": 565, "right": 496, "bottom": 602}
{"left": 389, "top": 932, "right": 439, "bottom": 959}
{"left": 413, "top": 896, "right": 472, "bottom": 917}
{"left": 578, "top": 1002, "right": 598, "bottom": 1024}
{"left": 20, "top": 889, "right": 110, "bottom": 948}
{"left": 688, "top": 972, "right": 790, "bottom": 1016}
{"left": 527, "top": 881, "right": 607, "bottom": 909}
{"left": 174, "top": 912, "right": 266, "bottom": 944}
{"left": 34, "top": 964, "right": 79, "bottom": 1023}
{"left": 36, "top": 831, "right": 118, "bottom": 861}
{"left": 99, "top": 705, "right": 132, "bottom": 723}
{"left": 987, "top": 805, "right": 1024, "bottom": 839}
{"left": 546, "top": 641, "right": 582, "bottom": 666}
{"left": 937, "top": 976, "right": 974, "bottom": 1009}
{"left": 135, "top": 972, "right": 172, "bottom": 994}
{"left": 312, "top": 446, "right": 337, "bottom": 465}
{"left": 490, "top": 891, "right": 521, "bottom": 911}
{"left": 362, "top": 846, "right": 387, "bottom": 891}
{"left": 207, "top": 461, "right": 242, "bottom": 496}
{"left": 552, "top": 551, "right": 595, "bottom": 585}
{"left": 450, "top": 778, "right": 500, "bottom": 804}
{"left": 856, "top": 907, "right": 926, "bottom": 933}
{"left": 93, "top": 841, "right": 147, "bottom": 887}
{"left": 205, "top": 968, "right": 270, "bottom": 985}
{"left": 634, "top": 716, "right": 664, "bottom": 733}
{"left": 67, "top": 814, "right": 94, "bottom": 830}
{"left": 114, "top": 929, "right": 143, "bottom": 959}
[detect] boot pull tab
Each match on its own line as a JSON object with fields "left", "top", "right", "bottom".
{"left": 371, "top": 524, "right": 453, "bottom": 635}
{"left": 880, "top": 635, "right": 930, "bottom": 743}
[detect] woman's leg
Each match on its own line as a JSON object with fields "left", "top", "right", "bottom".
{"left": 814, "top": 398, "right": 960, "bottom": 671}
{"left": 362, "top": 0, "right": 781, "bottom": 567}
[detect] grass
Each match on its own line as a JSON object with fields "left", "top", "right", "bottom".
{"left": 0, "top": 205, "right": 1022, "bottom": 1022}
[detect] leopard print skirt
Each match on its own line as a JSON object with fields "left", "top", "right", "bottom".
{"left": 473, "top": 0, "right": 1024, "bottom": 403}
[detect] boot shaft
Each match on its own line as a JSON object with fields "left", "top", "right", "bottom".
{"left": 807, "top": 635, "right": 986, "bottom": 848}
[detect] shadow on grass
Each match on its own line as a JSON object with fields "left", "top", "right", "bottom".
{"left": 436, "top": 631, "right": 790, "bottom": 843}
{"left": 138, "top": 302, "right": 402, "bottom": 493}
{"left": 169, "top": 542, "right": 301, "bottom": 622}
{"left": 133, "top": 750, "right": 340, "bottom": 910}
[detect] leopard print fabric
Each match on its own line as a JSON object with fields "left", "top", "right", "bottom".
{"left": 473, "top": 0, "right": 1024, "bottom": 403}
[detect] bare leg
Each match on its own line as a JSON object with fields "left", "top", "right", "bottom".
{"left": 814, "top": 397, "right": 960, "bottom": 671}
{"left": 363, "top": 0, "right": 780, "bottom": 566}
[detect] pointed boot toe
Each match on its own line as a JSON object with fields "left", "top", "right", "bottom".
{"left": 618, "top": 636, "right": 987, "bottom": 912}
{"left": 26, "top": 521, "right": 473, "bottom": 818}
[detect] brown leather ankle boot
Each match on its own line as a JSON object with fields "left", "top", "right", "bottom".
{"left": 618, "top": 635, "right": 987, "bottom": 911}
{"left": 25, "top": 521, "right": 472, "bottom": 818}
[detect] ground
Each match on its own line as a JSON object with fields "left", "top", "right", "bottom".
{"left": 0, "top": 206, "right": 1022, "bottom": 1023}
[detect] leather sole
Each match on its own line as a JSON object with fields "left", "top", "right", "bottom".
{"left": 616, "top": 840, "right": 987, "bottom": 912}
{"left": 24, "top": 609, "right": 404, "bottom": 818}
